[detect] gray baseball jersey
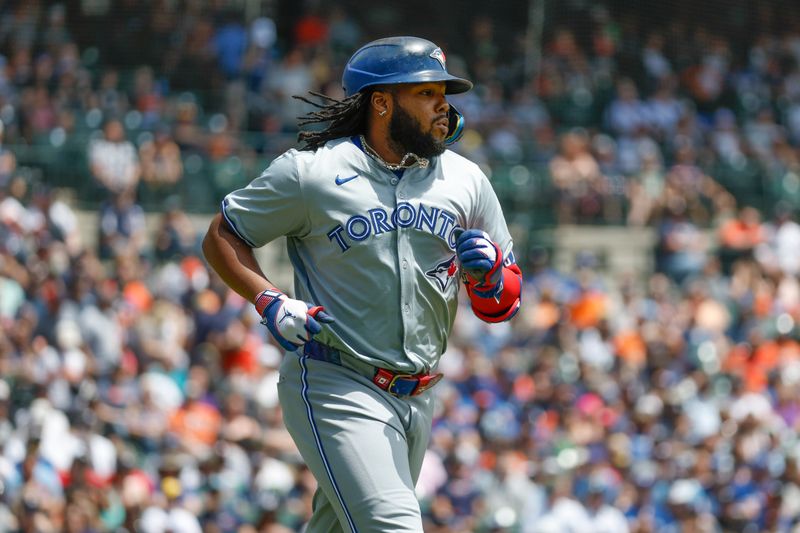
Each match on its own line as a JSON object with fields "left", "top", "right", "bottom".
{"left": 222, "top": 137, "right": 513, "bottom": 374}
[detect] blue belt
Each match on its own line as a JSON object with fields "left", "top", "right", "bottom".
{"left": 302, "top": 341, "right": 443, "bottom": 397}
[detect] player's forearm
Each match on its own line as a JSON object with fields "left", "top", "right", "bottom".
{"left": 202, "top": 213, "right": 275, "bottom": 301}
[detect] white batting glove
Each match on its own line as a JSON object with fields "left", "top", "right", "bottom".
{"left": 255, "top": 289, "right": 335, "bottom": 351}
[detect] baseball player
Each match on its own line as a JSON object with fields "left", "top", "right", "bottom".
{"left": 202, "top": 36, "right": 522, "bottom": 532}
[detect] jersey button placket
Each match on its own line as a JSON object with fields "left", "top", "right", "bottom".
{"left": 395, "top": 179, "right": 412, "bottom": 347}
{"left": 396, "top": 178, "right": 406, "bottom": 200}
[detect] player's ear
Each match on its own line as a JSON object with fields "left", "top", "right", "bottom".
{"left": 371, "top": 89, "right": 391, "bottom": 118}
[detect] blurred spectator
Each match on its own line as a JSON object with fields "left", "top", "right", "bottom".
{"left": 0, "top": 2, "right": 41, "bottom": 53}
{"left": 40, "top": 4, "right": 71, "bottom": 59}
{"left": 213, "top": 9, "right": 248, "bottom": 80}
{"left": 0, "top": 120, "right": 16, "bottom": 188}
{"left": 264, "top": 47, "right": 314, "bottom": 127}
{"left": 682, "top": 33, "right": 730, "bottom": 113}
{"left": 592, "top": 133, "right": 626, "bottom": 223}
{"left": 146, "top": 0, "right": 180, "bottom": 68}
{"left": 139, "top": 126, "right": 183, "bottom": 190}
{"left": 172, "top": 94, "right": 205, "bottom": 154}
{"left": 293, "top": 8, "right": 328, "bottom": 48}
{"left": 242, "top": 17, "right": 276, "bottom": 94}
{"left": 745, "top": 107, "right": 785, "bottom": 164}
{"left": 641, "top": 31, "right": 672, "bottom": 88}
{"left": 97, "top": 69, "right": 129, "bottom": 118}
{"left": 664, "top": 142, "right": 733, "bottom": 226}
{"left": 167, "top": 367, "right": 222, "bottom": 459}
{"left": 88, "top": 119, "right": 141, "bottom": 197}
{"left": 153, "top": 198, "right": 197, "bottom": 261}
{"left": 139, "top": 472, "right": 202, "bottom": 533}
{"left": 132, "top": 66, "right": 165, "bottom": 130}
{"left": 756, "top": 204, "right": 800, "bottom": 277}
{"left": 25, "top": 86, "right": 58, "bottom": 140}
{"left": 645, "top": 78, "right": 683, "bottom": 141}
{"left": 97, "top": 189, "right": 146, "bottom": 260}
{"left": 327, "top": 7, "right": 362, "bottom": 61}
{"left": 710, "top": 108, "right": 745, "bottom": 165}
{"left": 584, "top": 473, "right": 629, "bottom": 532}
{"left": 606, "top": 78, "right": 649, "bottom": 137}
{"left": 655, "top": 198, "right": 708, "bottom": 284}
{"left": 717, "top": 205, "right": 766, "bottom": 274}
{"left": 627, "top": 144, "right": 665, "bottom": 226}
{"left": 549, "top": 129, "right": 605, "bottom": 224}
{"left": 168, "top": 15, "right": 217, "bottom": 94}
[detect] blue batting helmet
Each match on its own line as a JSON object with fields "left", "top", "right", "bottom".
{"left": 342, "top": 36, "right": 473, "bottom": 97}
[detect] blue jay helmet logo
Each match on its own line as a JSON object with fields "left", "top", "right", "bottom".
{"left": 425, "top": 255, "right": 458, "bottom": 291}
{"left": 430, "top": 48, "right": 446, "bottom": 69}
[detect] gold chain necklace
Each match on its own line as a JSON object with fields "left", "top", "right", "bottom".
{"left": 359, "top": 135, "right": 429, "bottom": 170}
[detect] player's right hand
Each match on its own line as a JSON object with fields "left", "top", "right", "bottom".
{"left": 254, "top": 289, "right": 335, "bottom": 351}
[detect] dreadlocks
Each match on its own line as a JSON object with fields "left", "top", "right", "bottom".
{"left": 294, "top": 90, "right": 371, "bottom": 151}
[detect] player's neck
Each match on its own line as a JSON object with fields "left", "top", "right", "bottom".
{"left": 361, "top": 122, "right": 430, "bottom": 170}
{"left": 363, "top": 129, "right": 403, "bottom": 165}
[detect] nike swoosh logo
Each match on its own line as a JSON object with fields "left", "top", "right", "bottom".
{"left": 335, "top": 174, "right": 359, "bottom": 186}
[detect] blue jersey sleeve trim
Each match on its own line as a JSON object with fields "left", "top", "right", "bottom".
{"left": 221, "top": 198, "right": 258, "bottom": 248}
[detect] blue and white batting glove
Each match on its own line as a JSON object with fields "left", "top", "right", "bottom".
{"left": 454, "top": 228, "right": 504, "bottom": 299}
{"left": 254, "top": 289, "right": 335, "bottom": 351}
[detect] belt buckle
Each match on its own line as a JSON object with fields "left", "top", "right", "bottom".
{"left": 387, "top": 373, "right": 417, "bottom": 397}
{"left": 374, "top": 368, "right": 443, "bottom": 397}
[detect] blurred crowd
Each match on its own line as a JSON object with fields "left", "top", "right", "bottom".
{"left": 0, "top": 1, "right": 800, "bottom": 224}
{"left": 3, "top": 1, "right": 800, "bottom": 533}
{"left": 7, "top": 159, "right": 800, "bottom": 533}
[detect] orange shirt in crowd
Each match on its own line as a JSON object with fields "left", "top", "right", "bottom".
{"left": 613, "top": 330, "right": 647, "bottom": 368}
{"left": 724, "top": 339, "right": 800, "bottom": 392}
{"left": 221, "top": 333, "right": 260, "bottom": 375}
{"left": 718, "top": 218, "right": 765, "bottom": 250}
{"left": 569, "top": 290, "right": 607, "bottom": 329}
{"left": 531, "top": 299, "right": 561, "bottom": 331}
{"left": 168, "top": 400, "right": 222, "bottom": 447}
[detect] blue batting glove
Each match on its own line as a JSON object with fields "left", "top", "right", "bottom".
{"left": 454, "top": 228, "right": 504, "bottom": 299}
{"left": 255, "top": 289, "right": 335, "bottom": 351}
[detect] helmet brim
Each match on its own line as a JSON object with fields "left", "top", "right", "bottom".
{"left": 444, "top": 77, "right": 473, "bottom": 94}
{"left": 394, "top": 70, "right": 473, "bottom": 94}
{"left": 359, "top": 72, "right": 473, "bottom": 95}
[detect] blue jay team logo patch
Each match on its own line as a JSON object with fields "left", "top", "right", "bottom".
{"left": 430, "top": 48, "right": 446, "bottom": 69}
{"left": 425, "top": 255, "right": 458, "bottom": 291}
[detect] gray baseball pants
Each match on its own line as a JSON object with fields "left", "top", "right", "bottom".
{"left": 277, "top": 351, "right": 435, "bottom": 532}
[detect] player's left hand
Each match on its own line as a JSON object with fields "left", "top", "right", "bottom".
{"left": 255, "top": 289, "right": 335, "bottom": 351}
{"left": 454, "top": 228, "right": 504, "bottom": 299}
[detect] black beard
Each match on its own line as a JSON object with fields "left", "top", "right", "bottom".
{"left": 388, "top": 104, "right": 446, "bottom": 160}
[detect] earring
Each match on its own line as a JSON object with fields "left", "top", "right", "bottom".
{"left": 379, "top": 110, "right": 387, "bottom": 116}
